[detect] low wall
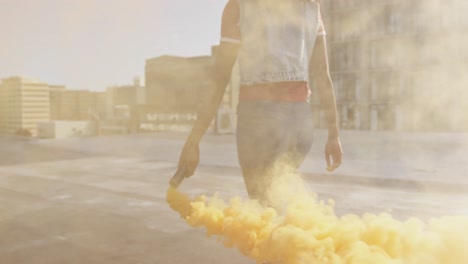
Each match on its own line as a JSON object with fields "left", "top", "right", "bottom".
{"left": 38, "top": 121, "right": 97, "bottom": 139}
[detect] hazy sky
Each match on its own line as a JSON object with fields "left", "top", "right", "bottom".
{"left": 0, "top": 0, "right": 226, "bottom": 90}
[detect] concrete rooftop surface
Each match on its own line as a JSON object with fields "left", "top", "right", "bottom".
{"left": 1, "top": 130, "right": 467, "bottom": 264}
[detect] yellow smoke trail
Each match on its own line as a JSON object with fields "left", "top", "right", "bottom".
{"left": 166, "top": 174, "right": 468, "bottom": 264}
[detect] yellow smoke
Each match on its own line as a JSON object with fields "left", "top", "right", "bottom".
{"left": 167, "top": 173, "right": 468, "bottom": 264}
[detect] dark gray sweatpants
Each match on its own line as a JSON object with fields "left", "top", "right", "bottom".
{"left": 236, "top": 101, "right": 314, "bottom": 204}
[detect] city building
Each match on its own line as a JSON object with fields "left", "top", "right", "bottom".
{"left": 144, "top": 47, "right": 240, "bottom": 133}
{"left": 0, "top": 79, "right": 4, "bottom": 133}
{"left": 49, "top": 85, "right": 66, "bottom": 120}
{"left": 145, "top": 55, "right": 216, "bottom": 112}
{"left": 105, "top": 77, "right": 145, "bottom": 118}
{"left": 143, "top": 54, "right": 219, "bottom": 133}
{"left": 320, "top": 0, "right": 468, "bottom": 131}
{"left": 0, "top": 77, "right": 50, "bottom": 136}
{"left": 0, "top": 75, "right": 146, "bottom": 137}
{"left": 50, "top": 89, "right": 101, "bottom": 121}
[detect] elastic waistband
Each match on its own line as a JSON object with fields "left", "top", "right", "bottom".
{"left": 239, "top": 82, "right": 310, "bottom": 102}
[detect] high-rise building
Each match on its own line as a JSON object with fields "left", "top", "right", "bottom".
{"left": 319, "top": 0, "right": 468, "bottom": 131}
{"left": 49, "top": 85, "right": 66, "bottom": 120}
{"left": 0, "top": 80, "right": 4, "bottom": 133}
{"left": 94, "top": 91, "right": 107, "bottom": 119}
{"left": 0, "top": 77, "right": 50, "bottom": 136}
{"left": 50, "top": 87, "right": 105, "bottom": 121}
{"left": 76, "top": 90, "right": 97, "bottom": 119}
{"left": 58, "top": 90, "right": 80, "bottom": 120}
{"left": 145, "top": 55, "right": 215, "bottom": 112}
{"left": 145, "top": 50, "right": 237, "bottom": 133}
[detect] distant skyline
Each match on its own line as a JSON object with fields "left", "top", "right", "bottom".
{"left": 0, "top": 0, "right": 226, "bottom": 91}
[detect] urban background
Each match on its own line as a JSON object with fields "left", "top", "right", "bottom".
{"left": 1, "top": 0, "right": 467, "bottom": 139}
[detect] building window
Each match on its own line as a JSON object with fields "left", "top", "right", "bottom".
{"left": 370, "top": 72, "right": 402, "bottom": 102}
{"left": 332, "top": 73, "right": 359, "bottom": 102}
{"left": 330, "top": 42, "right": 360, "bottom": 72}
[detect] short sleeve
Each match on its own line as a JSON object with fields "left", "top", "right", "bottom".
{"left": 220, "top": 0, "right": 241, "bottom": 44}
{"left": 317, "top": 7, "right": 326, "bottom": 36}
